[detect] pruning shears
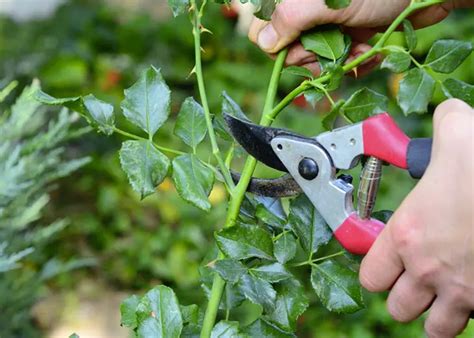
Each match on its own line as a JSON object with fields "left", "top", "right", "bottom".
{"left": 225, "top": 113, "right": 433, "bottom": 255}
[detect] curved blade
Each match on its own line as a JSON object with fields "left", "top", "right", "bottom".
{"left": 224, "top": 114, "right": 300, "bottom": 172}
{"left": 230, "top": 171, "right": 302, "bottom": 197}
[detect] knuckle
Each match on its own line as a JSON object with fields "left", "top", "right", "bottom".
{"left": 413, "top": 264, "right": 439, "bottom": 285}
{"left": 390, "top": 212, "right": 419, "bottom": 250}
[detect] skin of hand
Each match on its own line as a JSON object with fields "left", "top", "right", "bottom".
{"left": 247, "top": 0, "right": 472, "bottom": 75}
{"left": 360, "top": 99, "right": 474, "bottom": 338}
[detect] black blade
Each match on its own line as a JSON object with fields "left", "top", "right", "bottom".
{"left": 230, "top": 171, "right": 302, "bottom": 197}
{"left": 224, "top": 114, "right": 299, "bottom": 172}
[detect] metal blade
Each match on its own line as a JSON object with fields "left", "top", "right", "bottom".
{"left": 224, "top": 114, "right": 300, "bottom": 172}
{"left": 230, "top": 171, "right": 302, "bottom": 197}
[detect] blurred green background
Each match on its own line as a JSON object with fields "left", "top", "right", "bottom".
{"left": 0, "top": 0, "right": 473, "bottom": 337}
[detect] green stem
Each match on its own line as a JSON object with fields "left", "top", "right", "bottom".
{"left": 113, "top": 127, "right": 185, "bottom": 155}
{"left": 267, "top": 0, "right": 444, "bottom": 121}
{"left": 191, "top": 0, "right": 235, "bottom": 192}
{"left": 199, "top": 49, "right": 288, "bottom": 338}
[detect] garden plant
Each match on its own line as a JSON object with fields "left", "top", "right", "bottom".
{"left": 34, "top": 0, "right": 473, "bottom": 337}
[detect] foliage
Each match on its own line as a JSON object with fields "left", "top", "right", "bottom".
{"left": 0, "top": 80, "right": 91, "bottom": 337}
{"left": 0, "top": 0, "right": 471, "bottom": 337}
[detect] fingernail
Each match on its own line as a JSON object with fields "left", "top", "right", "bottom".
{"left": 258, "top": 24, "right": 278, "bottom": 51}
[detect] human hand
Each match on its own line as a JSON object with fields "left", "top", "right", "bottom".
{"left": 360, "top": 99, "right": 474, "bottom": 338}
{"left": 248, "top": 0, "right": 462, "bottom": 75}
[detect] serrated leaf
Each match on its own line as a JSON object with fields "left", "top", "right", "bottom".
{"left": 213, "top": 259, "right": 248, "bottom": 284}
{"left": 120, "top": 295, "right": 140, "bottom": 328}
{"left": 119, "top": 140, "right": 170, "bottom": 199}
{"left": 304, "top": 89, "right": 324, "bottom": 108}
{"left": 301, "top": 26, "right": 346, "bottom": 61}
{"left": 215, "top": 223, "right": 273, "bottom": 260}
{"left": 244, "top": 319, "right": 295, "bottom": 337}
{"left": 222, "top": 91, "right": 250, "bottom": 121}
{"left": 342, "top": 88, "right": 388, "bottom": 123}
{"left": 251, "top": 262, "right": 292, "bottom": 283}
{"left": 83, "top": 94, "right": 115, "bottom": 135}
{"left": 180, "top": 304, "right": 200, "bottom": 325}
{"left": 172, "top": 154, "right": 215, "bottom": 211}
{"left": 311, "top": 260, "right": 364, "bottom": 313}
{"left": 288, "top": 195, "right": 333, "bottom": 254}
{"left": 425, "top": 39, "right": 473, "bottom": 74}
{"left": 121, "top": 66, "right": 171, "bottom": 138}
{"left": 324, "top": 0, "right": 351, "bottom": 9}
{"left": 238, "top": 273, "right": 276, "bottom": 313}
{"left": 174, "top": 97, "right": 207, "bottom": 150}
{"left": 442, "top": 78, "right": 474, "bottom": 106}
{"left": 35, "top": 90, "right": 115, "bottom": 135}
{"left": 211, "top": 321, "right": 245, "bottom": 338}
{"left": 168, "top": 0, "right": 190, "bottom": 17}
{"left": 221, "top": 283, "right": 246, "bottom": 311}
{"left": 282, "top": 66, "right": 313, "bottom": 79}
{"left": 397, "top": 68, "right": 435, "bottom": 115}
{"left": 324, "top": 63, "right": 344, "bottom": 91}
{"left": 266, "top": 278, "right": 309, "bottom": 332}
{"left": 274, "top": 233, "right": 297, "bottom": 264}
{"left": 136, "top": 285, "right": 183, "bottom": 338}
{"left": 381, "top": 51, "right": 411, "bottom": 73}
{"left": 255, "top": 204, "right": 286, "bottom": 229}
{"left": 403, "top": 20, "right": 417, "bottom": 51}
{"left": 322, "top": 100, "right": 345, "bottom": 131}
{"left": 253, "top": 0, "right": 277, "bottom": 21}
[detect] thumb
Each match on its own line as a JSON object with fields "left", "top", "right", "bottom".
{"left": 248, "top": 0, "right": 345, "bottom": 53}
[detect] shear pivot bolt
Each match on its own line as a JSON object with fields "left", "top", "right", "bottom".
{"left": 298, "top": 158, "right": 319, "bottom": 180}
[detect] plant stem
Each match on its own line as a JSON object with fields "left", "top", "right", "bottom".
{"left": 191, "top": 0, "right": 235, "bottom": 192}
{"left": 199, "top": 49, "right": 288, "bottom": 338}
{"left": 267, "top": 0, "right": 444, "bottom": 121}
{"left": 113, "top": 127, "right": 185, "bottom": 155}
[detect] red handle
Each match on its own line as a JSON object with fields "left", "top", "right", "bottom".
{"left": 362, "top": 113, "right": 410, "bottom": 169}
{"left": 334, "top": 213, "right": 385, "bottom": 255}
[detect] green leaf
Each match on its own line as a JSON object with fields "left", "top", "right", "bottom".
{"left": 121, "top": 66, "right": 171, "bottom": 138}
{"left": 304, "top": 89, "right": 324, "bottom": 108}
{"left": 120, "top": 295, "right": 140, "bottom": 328}
{"left": 442, "top": 78, "right": 474, "bottom": 106}
{"left": 254, "top": 0, "right": 277, "bottom": 21}
{"left": 69, "top": 334, "right": 80, "bottom": 338}
{"left": 172, "top": 154, "right": 215, "bottom": 212}
{"left": 0, "top": 80, "right": 18, "bottom": 103}
{"left": 266, "top": 278, "right": 309, "bottom": 332}
{"left": 381, "top": 51, "right": 411, "bottom": 73}
{"left": 119, "top": 140, "right": 170, "bottom": 199}
{"left": 83, "top": 94, "right": 115, "bottom": 135}
{"left": 215, "top": 223, "right": 273, "bottom": 260}
{"left": 251, "top": 262, "right": 292, "bottom": 283}
{"left": 174, "top": 97, "right": 207, "bottom": 150}
{"left": 325, "top": 0, "right": 351, "bottom": 8}
{"left": 167, "top": 0, "right": 190, "bottom": 17}
{"left": 403, "top": 20, "right": 417, "bottom": 51}
{"left": 211, "top": 321, "right": 245, "bottom": 338}
{"left": 372, "top": 210, "right": 394, "bottom": 223}
{"left": 221, "top": 283, "right": 246, "bottom": 311}
{"left": 322, "top": 100, "right": 345, "bottom": 131}
{"left": 136, "top": 285, "right": 183, "bottom": 338}
{"left": 213, "top": 259, "right": 248, "bottom": 284}
{"left": 238, "top": 273, "right": 276, "bottom": 313}
{"left": 424, "top": 39, "right": 473, "bottom": 74}
{"left": 221, "top": 91, "right": 250, "bottom": 121}
{"left": 397, "top": 68, "right": 435, "bottom": 115}
{"left": 274, "top": 233, "right": 297, "bottom": 264}
{"left": 282, "top": 66, "right": 313, "bottom": 79}
{"left": 311, "top": 260, "right": 364, "bottom": 313}
{"left": 342, "top": 88, "right": 388, "bottom": 123}
{"left": 180, "top": 304, "right": 200, "bottom": 325}
{"left": 288, "top": 195, "right": 333, "bottom": 254}
{"left": 35, "top": 90, "right": 115, "bottom": 135}
{"left": 244, "top": 319, "right": 295, "bottom": 337}
{"left": 301, "top": 26, "right": 346, "bottom": 61}
{"left": 255, "top": 204, "right": 286, "bottom": 229}
{"left": 324, "top": 64, "right": 344, "bottom": 91}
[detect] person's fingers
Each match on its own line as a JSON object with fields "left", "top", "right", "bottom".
{"left": 386, "top": 272, "right": 435, "bottom": 322}
{"left": 359, "top": 224, "right": 404, "bottom": 292}
{"left": 248, "top": 0, "right": 345, "bottom": 53}
{"left": 286, "top": 43, "right": 317, "bottom": 66}
{"left": 408, "top": 3, "right": 451, "bottom": 29}
{"left": 424, "top": 297, "right": 470, "bottom": 338}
